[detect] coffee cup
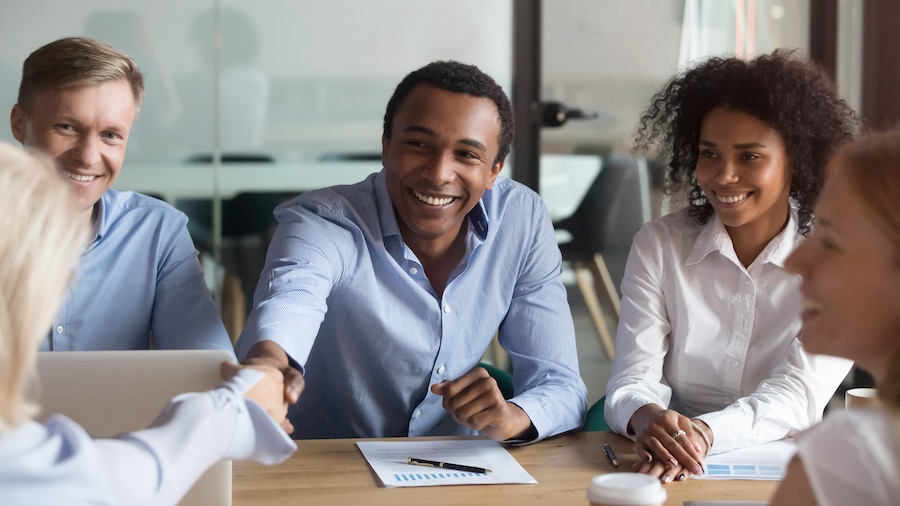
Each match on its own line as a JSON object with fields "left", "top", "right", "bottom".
{"left": 586, "top": 473, "right": 666, "bottom": 506}
{"left": 845, "top": 387, "right": 881, "bottom": 409}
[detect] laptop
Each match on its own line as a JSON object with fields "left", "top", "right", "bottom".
{"left": 34, "top": 349, "right": 235, "bottom": 506}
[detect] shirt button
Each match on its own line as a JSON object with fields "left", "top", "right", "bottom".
{"left": 731, "top": 360, "right": 740, "bottom": 368}
{"left": 437, "top": 365, "right": 446, "bottom": 375}
{"left": 413, "top": 409, "right": 421, "bottom": 419}
{"left": 56, "top": 326, "right": 64, "bottom": 334}
{"left": 409, "top": 266, "right": 418, "bottom": 275}
{"left": 443, "top": 304, "right": 451, "bottom": 314}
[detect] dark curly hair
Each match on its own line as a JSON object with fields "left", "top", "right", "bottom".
{"left": 633, "top": 49, "right": 860, "bottom": 235}
{"left": 383, "top": 60, "right": 514, "bottom": 166}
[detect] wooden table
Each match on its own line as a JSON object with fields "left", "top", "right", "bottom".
{"left": 234, "top": 432, "right": 777, "bottom": 505}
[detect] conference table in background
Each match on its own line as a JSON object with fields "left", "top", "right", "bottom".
{"left": 233, "top": 431, "right": 776, "bottom": 505}
{"left": 113, "top": 154, "right": 602, "bottom": 222}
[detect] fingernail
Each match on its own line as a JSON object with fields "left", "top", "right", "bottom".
{"left": 662, "top": 475, "right": 672, "bottom": 483}
{"left": 694, "top": 441, "right": 702, "bottom": 452}
{"left": 692, "top": 465, "right": 703, "bottom": 475}
{"left": 678, "top": 473, "right": 686, "bottom": 481}
{"left": 643, "top": 454, "right": 652, "bottom": 462}
{"left": 668, "top": 458, "right": 678, "bottom": 467}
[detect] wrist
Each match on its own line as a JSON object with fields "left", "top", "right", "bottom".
{"left": 691, "top": 418, "right": 713, "bottom": 455}
{"left": 628, "top": 403, "right": 664, "bottom": 436}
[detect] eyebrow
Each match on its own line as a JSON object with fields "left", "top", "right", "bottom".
{"left": 402, "top": 125, "right": 488, "bottom": 152}
{"left": 699, "top": 139, "right": 769, "bottom": 150}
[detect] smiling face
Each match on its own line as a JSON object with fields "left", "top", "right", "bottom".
{"left": 382, "top": 84, "right": 503, "bottom": 256}
{"left": 695, "top": 107, "right": 793, "bottom": 244}
{"left": 785, "top": 166, "right": 900, "bottom": 382}
{"left": 11, "top": 79, "right": 137, "bottom": 223}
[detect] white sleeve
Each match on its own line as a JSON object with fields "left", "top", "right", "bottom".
{"left": 797, "top": 410, "right": 900, "bottom": 506}
{"left": 697, "top": 342, "right": 851, "bottom": 454}
{"left": 94, "top": 369, "right": 295, "bottom": 505}
{"left": 604, "top": 225, "right": 673, "bottom": 437}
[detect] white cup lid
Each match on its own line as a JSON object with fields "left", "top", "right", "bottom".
{"left": 586, "top": 473, "right": 667, "bottom": 505}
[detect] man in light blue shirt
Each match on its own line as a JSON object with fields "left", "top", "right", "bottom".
{"left": 10, "top": 37, "right": 232, "bottom": 354}
{"left": 237, "top": 61, "right": 587, "bottom": 441}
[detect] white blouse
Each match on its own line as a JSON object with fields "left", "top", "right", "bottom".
{"left": 798, "top": 408, "right": 900, "bottom": 506}
{"left": 0, "top": 369, "right": 295, "bottom": 505}
{"left": 604, "top": 210, "right": 852, "bottom": 454}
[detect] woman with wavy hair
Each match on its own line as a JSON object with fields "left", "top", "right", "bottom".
{"left": 0, "top": 143, "right": 295, "bottom": 504}
{"left": 604, "top": 49, "right": 860, "bottom": 483}
{"left": 771, "top": 128, "right": 900, "bottom": 505}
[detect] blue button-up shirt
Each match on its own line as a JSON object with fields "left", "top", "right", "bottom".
{"left": 236, "top": 171, "right": 587, "bottom": 440}
{"left": 43, "top": 190, "right": 234, "bottom": 355}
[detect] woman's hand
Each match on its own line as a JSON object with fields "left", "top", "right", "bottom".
{"left": 628, "top": 404, "right": 709, "bottom": 480}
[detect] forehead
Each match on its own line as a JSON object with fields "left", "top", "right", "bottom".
{"left": 392, "top": 85, "right": 500, "bottom": 140}
{"left": 816, "top": 168, "right": 882, "bottom": 240}
{"left": 29, "top": 79, "right": 137, "bottom": 117}
{"left": 700, "top": 107, "right": 782, "bottom": 142}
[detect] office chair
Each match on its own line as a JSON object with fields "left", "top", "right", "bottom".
{"left": 553, "top": 155, "right": 654, "bottom": 359}
{"left": 478, "top": 361, "right": 514, "bottom": 400}
{"left": 582, "top": 396, "right": 609, "bottom": 432}
{"left": 177, "top": 191, "right": 295, "bottom": 340}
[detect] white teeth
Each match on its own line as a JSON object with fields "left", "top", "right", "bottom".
{"left": 64, "top": 171, "right": 97, "bottom": 182}
{"left": 413, "top": 190, "right": 454, "bottom": 206}
{"left": 716, "top": 193, "right": 748, "bottom": 204}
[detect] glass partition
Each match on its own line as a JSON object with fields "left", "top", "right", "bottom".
{"left": 0, "top": 0, "right": 512, "bottom": 320}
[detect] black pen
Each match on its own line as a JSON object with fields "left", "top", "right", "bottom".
{"left": 603, "top": 443, "right": 619, "bottom": 468}
{"left": 407, "top": 457, "right": 492, "bottom": 474}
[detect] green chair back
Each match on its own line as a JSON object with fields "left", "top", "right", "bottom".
{"left": 478, "top": 362, "right": 514, "bottom": 400}
{"left": 582, "top": 396, "right": 609, "bottom": 431}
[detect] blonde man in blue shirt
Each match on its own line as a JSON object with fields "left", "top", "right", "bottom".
{"left": 238, "top": 61, "right": 587, "bottom": 442}
{"left": 9, "top": 37, "right": 233, "bottom": 354}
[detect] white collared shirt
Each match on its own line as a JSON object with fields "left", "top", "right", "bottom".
{"left": 798, "top": 408, "right": 900, "bottom": 506}
{"left": 604, "top": 210, "right": 852, "bottom": 454}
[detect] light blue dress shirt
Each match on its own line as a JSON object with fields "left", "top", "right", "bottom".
{"left": 43, "top": 190, "right": 233, "bottom": 354}
{"left": 236, "top": 171, "right": 587, "bottom": 440}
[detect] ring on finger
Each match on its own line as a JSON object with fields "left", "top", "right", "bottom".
{"left": 671, "top": 429, "right": 686, "bottom": 439}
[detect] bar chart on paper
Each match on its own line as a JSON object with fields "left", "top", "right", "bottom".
{"left": 697, "top": 439, "right": 797, "bottom": 480}
{"left": 392, "top": 470, "right": 493, "bottom": 483}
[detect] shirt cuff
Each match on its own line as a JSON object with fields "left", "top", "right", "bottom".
{"left": 221, "top": 369, "right": 297, "bottom": 464}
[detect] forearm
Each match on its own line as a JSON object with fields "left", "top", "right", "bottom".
{"left": 100, "top": 371, "right": 294, "bottom": 505}
{"left": 245, "top": 340, "right": 291, "bottom": 368}
{"left": 698, "top": 351, "right": 852, "bottom": 454}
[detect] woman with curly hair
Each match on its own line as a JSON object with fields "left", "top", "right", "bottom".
{"left": 603, "top": 49, "right": 861, "bottom": 484}
{"left": 771, "top": 128, "right": 900, "bottom": 505}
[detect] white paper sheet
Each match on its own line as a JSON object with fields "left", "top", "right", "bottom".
{"left": 695, "top": 438, "right": 797, "bottom": 480}
{"left": 356, "top": 439, "right": 537, "bottom": 487}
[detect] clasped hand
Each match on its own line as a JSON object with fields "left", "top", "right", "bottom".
{"left": 430, "top": 366, "right": 534, "bottom": 441}
{"left": 629, "top": 404, "right": 710, "bottom": 483}
{"left": 228, "top": 358, "right": 304, "bottom": 434}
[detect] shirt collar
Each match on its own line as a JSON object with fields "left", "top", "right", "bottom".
{"left": 89, "top": 193, "right": 110, "bottom": 245}
{"left": 686, "top": 208, "right": 800, "bottom": 268}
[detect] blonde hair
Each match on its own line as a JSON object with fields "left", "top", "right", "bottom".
{"left": 830, "top": 128, "right": 900, "bottom": 410}
{"left": 0, "top": 143, "right": 88, "bottom": 435}
{"left": 17, "top": 36, "right": 144, "bottom": 113}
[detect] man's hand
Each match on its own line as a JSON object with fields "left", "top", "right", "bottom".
{"left": 242, "top": 340, "right": 305, "bottom": 433}
{"left": 628, "top": 404, "right": 708, "bottom": 480}
{"left": 430, "top": 366, "right": 534, "bottom": 441}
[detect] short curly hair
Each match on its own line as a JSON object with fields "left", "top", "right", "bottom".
{"left": 633, "top": 49, "right": 860, "bottom": 235}
{"left": 383, "top": 60, "right": 514, "bottom": 166}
